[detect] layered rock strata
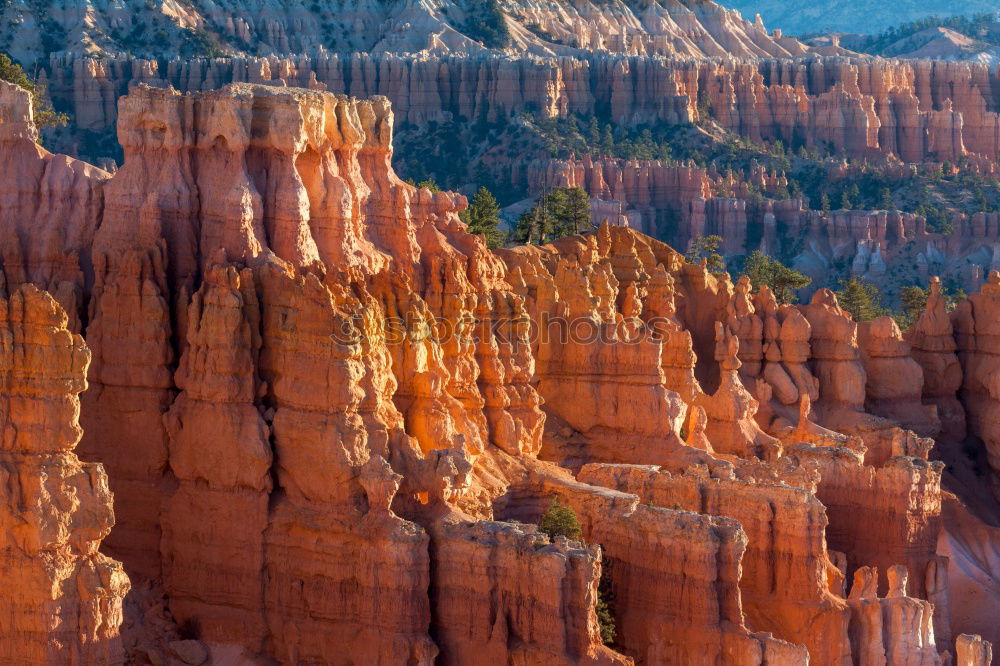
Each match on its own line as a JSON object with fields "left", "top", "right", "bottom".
{"left": 538, "top": 155, "right": 1000, "bottom": 296}
{"left": 43, "top": 53, "right": 1000, "bottom": 167}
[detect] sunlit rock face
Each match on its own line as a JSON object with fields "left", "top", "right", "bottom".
{"left": 1, "top": 78, "right": 998, "bottom": 664}
{"left": 0, "top": 281, "right": 129, "bottom": 665}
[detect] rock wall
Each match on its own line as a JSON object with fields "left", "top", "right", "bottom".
{"left": 538, "top": 155, "right": 1000, "bottom": 296}
{"left": 0, "top": 81, "right": 109, "bottom": 307}
{"left": 41, "top": 53, "right": 1000, "bottom": 167}
{"left": 954, "top": 271, "right": 1000, "bottom": 501}
{"left": 493, "top": 465, "right": 809, "bottom": 665}
{"left": 577, "top": 461, "right": 851, "bottom": 663}
{"left": 428, "top": 519, "right": 626, "bottom": 665}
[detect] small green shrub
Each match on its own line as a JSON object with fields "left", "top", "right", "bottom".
{"left": 539, "top": 498, "right": 582, "bottom": 541}
{"left": 596, "top": 584, "right": 616, "bottom": 645}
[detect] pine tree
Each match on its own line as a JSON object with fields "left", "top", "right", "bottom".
{"left": 685, "top": 235, "right": 725, "bottom": 273}
{"left": 544, "top": 187, "right": 569, "bottom": 239}
{"left": 836, "top": 278, "right": 888, "bottom": 322}
{"left": 897, "top": 285, "right": 928, "bottom": 330}
{"left": 587, "top": 116, "right": 601, "bottom": 149}
{"left": 415, "top": 178, "right": 441, "bottom": 192}
{"left": 555, "top": 186, "right": 591, "bottom": 235}
{"left": 514, "top": 208, "right": 541, "bottom": 244}
{"left": 539, "top": 499, "right": 582, "bottom": 541}
{"left": 820, "top": 193, "right": 831, "bottom": 215}
{"left": 741, "top": 250, "right": 812, "bottom": 304}
{"left": 0, "top": 53, "right": 68, "bottom": 141}
{"left": 461, "top": 186, "right": 506, "bottom": 248}
{"left": 840, "top": 190, "right": 853, "bottom": 210}
{"left": 514, "top": 186, "right": 592, "bottom": 244}
{"left": 878, "top": 187, "right": 895, "bottom": 210}
{"left": 600, "top": 124, "right": 614, "bottom": 157}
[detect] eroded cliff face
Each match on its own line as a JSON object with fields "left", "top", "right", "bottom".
{"left": 41, "top": 51, "right": 1000, "bottom": 298}
{"left": 30, "top": 44, "right": 1000, "bottom": 310}
{"left": 1, "top": 77, "right": 998, "bottom": 665}
{"left": 954, "top": 271, "right": 1000, "bottom": 502}
{"left": 0, "top": 282, "right": 129, "bottom": 664}
{"left": 42, "top": 52, "right": 1000, "bottom": 167}
{"left": 538, "top": 155, "right": 1000, "bottom": 297}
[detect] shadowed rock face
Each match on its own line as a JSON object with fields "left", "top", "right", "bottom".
{"left": 1, "top": 78, "right": 998, "bottom": 665}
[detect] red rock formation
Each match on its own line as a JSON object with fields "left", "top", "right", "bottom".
{"left": 535, "top": 155, "right": 1000, "bottom": 297}
{"left": 907, "top": 276, "right": 967, "bottom": 442}
{"left": 800, "top": 289, "right": 869, "bottom": 426}
{"left": 955, "top": 271, "right": 1000, "bottom": 501}
{"left": 846, "top": 565, "right": 943, "bottom": 666}
{"left": 429, "top": 519, "right": 627, "bottom": 665}
{"left": 578, "top": 461, "right": 851, "bottom": 663}
{"left": 786, "top": 444, "right": 944, "bottom": 601}
{"left": 0, "top": 81, "right": 108, "bottom": 319}
{"left": 958, "top": 635, "right": 994, "bottom": 666}
{"left": 494, "top": 463, "right": 808, "bottom": 665}
{"left": 3, "top": 79, "right": 998, "bottom": 665}
{"left": 858, "top": 316, "right": 939, "bottom": 437}
{"left": 0, "top": 284, "right": 129, "bottom": 663}
{"left": 160, "top": 261, "right": 271, "bottom": 647}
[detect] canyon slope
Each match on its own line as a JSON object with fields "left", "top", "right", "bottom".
{"left": 2, "top": 76, "right": 1000, "bottom": 665}
{"left": 0, "top": 0, "right": 809, "bottom": 63}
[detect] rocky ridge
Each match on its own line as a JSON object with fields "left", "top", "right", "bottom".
{"left": 2, "top": 77, "right": 1000, "bottom": 664}
{"left": 0, "top": 0, "right": 810, "bottom": 64}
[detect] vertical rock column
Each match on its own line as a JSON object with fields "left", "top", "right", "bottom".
{"left": 906, "top": 277, "right": 966, "bottom": 443}
{"left": 858, "top": 316, "right": 939, "bottom": 437}
{"left": 161, "top": 262, "right": 272, "bottom": 647}
{"left": 0, "top": 284, "right": 129, "bottom": 664}
{"left": 81, "top": 246, "right": 174, "bottom": 578}
{"left": 800, "top": 289, "right": 868, "bottom": 429}
{"left": 954, "top": 271, "right": 1000, "bottom": 501}
{"left": 258, "top": 264, "right": 436, "bottom": 664}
